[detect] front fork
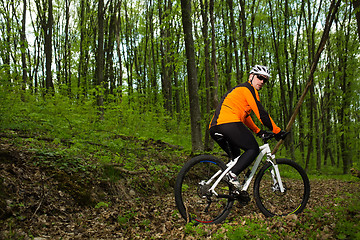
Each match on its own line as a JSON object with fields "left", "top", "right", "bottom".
{"left": 268, "top": 158, "right": 285, "bottom": 193}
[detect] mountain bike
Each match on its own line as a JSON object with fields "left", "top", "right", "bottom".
{"left": 174, "top": 134, "right": 310, "bottom": 224}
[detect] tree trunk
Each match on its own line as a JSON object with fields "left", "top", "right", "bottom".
{"left": 123, "top": 3, "right": 133, "bottom": 97}
{"left": 352, "top": 0, "right": 360, "bottom": 40}
{"left": 269, "top": 0, "right": 289, "bottom": 121}
{"left": 210, "top": 0, "right": 219, "bottom": 109}
{"left": 78, "top": 0, "right": 86, "bottom": 99}
{"left": 114, "top": 0, "right": 123, "bottom": 100}
{"left": 64, "top": 0, "right": 71, "bottom": 96}
{"left": 20, "top": 0, "right": 28, "bottom": 100}
{"left": 1, "top": 1, "right": 11, "bottom": 80}
{"left": 338, "top": 6, "right": 353, "bottom": 174}
{"left": 42, "top": 0, "right": 54, "bottom": 93}
{"left": 221, "top": 8, "right": 232, "bottom": 91}
{"left": 305, "top": 85, "right": 314, "bottom": 172}
{"left": 239, "top": 0, "right": 249, "bottom": 73}
{"left": 227, "top": 0, "right": 240, "bottom": 81}
{"left": 200, "top": 0, "right": 212, "bottom": 150}
{"left": 180, "top": 0, "right": 203, "bottom": 152}
{"left": 149, "top": 4, "right": 158, "bottom": 104}
{"left": 96, "top": 0, "right": 105, "bottom": 118}
{"left": 105, "top": 2, "right": 116, "bottom": 96}
{"left": 159, "top": 0, "right": 172, "bottom": 114}
{"left": 314, "top": 88, "right": 321, "bottom": 171}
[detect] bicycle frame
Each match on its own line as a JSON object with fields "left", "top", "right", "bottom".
{"left": 206, "top": 143, "right": 285, "bottom": 197}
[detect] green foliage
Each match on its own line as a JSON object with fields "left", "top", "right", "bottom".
{"left": 333, "top": 192, "right": 360, "bottom": 239}
{"left": 0, "top": 91, "right": 191, "bottom": 153}
{"left": 184, "top": 222, "right": 208, "bottom": 237}
{"left": 95, "top": 201, "right": 110, "bottom": 209}
{"left": 118, "top": 209, "right": 137, "bottom": 226}
{"left": 221, "top": 220, "right": 272, "bottom": 240}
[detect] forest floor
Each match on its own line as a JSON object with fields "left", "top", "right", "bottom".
{"left": 0, "top": 135, "right": 359, "bottom": 239}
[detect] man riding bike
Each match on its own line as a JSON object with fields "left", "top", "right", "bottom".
{"left": 209, "top": 65, "right": 288, "bottom": 192}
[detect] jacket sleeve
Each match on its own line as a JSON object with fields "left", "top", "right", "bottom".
{"left": 244, "top": 115, "right": 260, "bottom": 133}
{"left": 244, "top": 88, "right": 281, "bottom": 134}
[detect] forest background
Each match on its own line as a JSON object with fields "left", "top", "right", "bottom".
{"left": 1, "top": 0, "right": 360, "bottom": 238}
{"left": 1, "top": 0, "right": 359, "bottom": 174}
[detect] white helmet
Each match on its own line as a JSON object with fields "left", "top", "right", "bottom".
{"left": 250, "top": 65, "right": 271, "bottom": 78}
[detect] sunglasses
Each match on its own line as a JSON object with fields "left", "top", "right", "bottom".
{"left": 257, "top": 75, "right": 268, "bottom": 83}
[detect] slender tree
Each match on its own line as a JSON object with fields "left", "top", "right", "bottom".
{"left": 180, "top": 0, "right": 203, "bottom": 152}
{"left": 20, "top": 0, "right": 28, "bottom": 99}
{"left": 209, "top": 0, "right": 219, "bottom": 110}
{"left": 353, "top": 0, "right": 360, "bottom": 40}
{"left": 35, "top": 0, "right": 55, "bottom": 93}
{"left": 96, "top": 0, "right": 105, "bottom": 118}
{"left": 114, "top": 0, "right": 123, "bottom": 99}
{"left": 0, "top": 0, "right": 11, "bottom": 79}
{"left": 159, "top": 0, "right": 172, "bottom": 114}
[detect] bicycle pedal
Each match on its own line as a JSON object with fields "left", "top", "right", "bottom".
{"left": 233, "top": 190, "right": 251, "bottom": 205}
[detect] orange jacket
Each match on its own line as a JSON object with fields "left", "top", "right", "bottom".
{"left": 210, "top": 81, "right": 281, "bottom": 134}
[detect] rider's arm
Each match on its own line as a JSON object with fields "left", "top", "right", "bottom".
{"left": 244, "top": 115, "right": 260, "bottom": 134}
{"left": 243, "top": 86, "right": 281, "bottom": 134}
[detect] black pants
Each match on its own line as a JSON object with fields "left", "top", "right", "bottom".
{"left": 210, "top": 122, "right": 260, "bottom": 175}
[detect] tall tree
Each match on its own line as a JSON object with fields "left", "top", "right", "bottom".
{"left": 239, "top": 0, "right": 249, "bottom": 74}
{"left": 209, "top": 0, "right": 219, "bottom": 110}
{"left": 35, "top": 0, "right": 55, "bottom": 93}
{"left": 226, "top": 0, "right": 240, "bottom": 81}
{"left": 114, "top": 0, "right": 123, "bottom": 99}
{"left": 64, "top": 0, "right": 71, "bottom": 96}
{"left": 105, "top": 0, "right": 116, "bottom": 95}
{"left": 96, "top": 0, "right": 105, "bottom": 118}
{"left": 20, "top": 0, "right": 28, "bottom": 99}
{"left": 337, "top": 3, "right": 354, "bottom": 174}
{"left": 159, "top": 0, "right": 172, "bottom": 114}
{"left": 200, "top": 0, "right": 212, "bottom": 150}
{"left": 353, "top": 0, "right": 360, "bottom": 40}
{"left": 78, "top": 0, "right": 91, "bottom": 99}
{"left": 180, "top": 0, "right": 203, "bottom": 152}
{"left": 0, "top": 0, "right": 11, "bottom": 79}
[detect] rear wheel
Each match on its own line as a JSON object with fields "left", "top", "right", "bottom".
{"left": 254, "top": 158, "right": 310, "bottom": 217}
{"left": 174, "top": 155, "right": 234, "bottom": 224}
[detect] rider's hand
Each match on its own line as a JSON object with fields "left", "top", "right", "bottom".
{"left": 275, "top": 130, "right": 290, "bottom": 141}
{"left": 256, "top": 130, "right": 274, "bottom": 139}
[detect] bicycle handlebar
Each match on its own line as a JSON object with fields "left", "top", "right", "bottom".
{"left": 261, "top": 131, "right": 290, "bottom": 144}
{"left": 261, "top": 132, "right": 275, "bottom": 143}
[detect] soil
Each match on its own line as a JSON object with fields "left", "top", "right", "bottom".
{"left": 0, "top": 138, "right": 359, "bottom": 239}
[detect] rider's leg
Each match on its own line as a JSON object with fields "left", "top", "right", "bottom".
{"left": 210, "top": 124, "right": 240, "bottom": 159}
{"left": 210, "top": 122, "right": 259, "bottom": 176}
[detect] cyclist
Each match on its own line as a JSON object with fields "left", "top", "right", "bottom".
{"left": 209, "top": 65, "right": 288, "bottom": 191}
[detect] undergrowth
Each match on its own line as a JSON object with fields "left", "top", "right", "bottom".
{"left": 0, "top": 92, "right": 192, "bottom": 152}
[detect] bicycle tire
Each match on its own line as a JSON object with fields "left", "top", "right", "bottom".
{"left": 253, "top": 158, "right": 310, "bottom": 217}
{"left": 174, "top": 155, "right": 234, "bottom": 224}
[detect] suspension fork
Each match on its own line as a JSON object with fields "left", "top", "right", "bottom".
{"left": 268, "top": 158, "right": 285, "bottom": 193}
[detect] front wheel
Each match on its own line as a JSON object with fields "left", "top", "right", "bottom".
{"left": 174, "top": 155, "right": 234, "bottom": 224}
{"left": 253, "top": 158, "right": 310, "bottom": 217}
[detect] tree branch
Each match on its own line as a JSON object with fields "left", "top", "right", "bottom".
{"left": 272, "top": 0, "right": 342, "bottom": 155}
